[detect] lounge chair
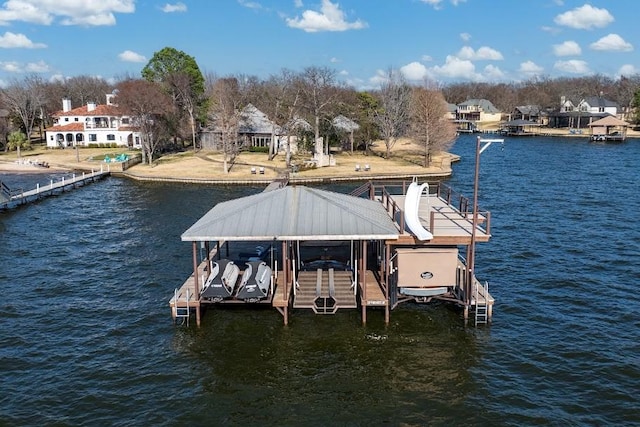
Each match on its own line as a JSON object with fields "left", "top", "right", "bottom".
{"left": 235, "top": 261, "right": 272, "bottom": 302}
{"left": 200, "top": 259, "right": 240, "bottom": 301}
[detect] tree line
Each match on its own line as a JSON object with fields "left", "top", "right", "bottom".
{"left": 2, "top": 46, "right": 640, "bottom": 169}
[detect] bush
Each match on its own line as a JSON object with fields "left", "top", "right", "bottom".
{"left": 248, "top": 146, "right": 269, "bottom": 153}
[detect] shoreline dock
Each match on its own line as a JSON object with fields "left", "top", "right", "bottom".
{"left": 0, "top": 167, "right": 110, "bottom": 210}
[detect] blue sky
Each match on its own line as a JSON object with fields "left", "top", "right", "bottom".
{"left": 0, "top": 0, "right": 638, "bottom": 89}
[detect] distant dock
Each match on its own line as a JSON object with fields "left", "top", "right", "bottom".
{"left": 0, "top": 167, "right": 110, "bottom": 210}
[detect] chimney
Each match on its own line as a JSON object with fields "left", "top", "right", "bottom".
{"left": 62, "top": 99, "right": 72, "bottom": 112}
{"left": 87, "top": 101, "right": 96, "bottom": 112}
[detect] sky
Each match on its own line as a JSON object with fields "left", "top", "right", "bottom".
{"left": 0, "top": 0, "right": 638, "bottom": 90}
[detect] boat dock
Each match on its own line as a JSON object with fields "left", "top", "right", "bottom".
{"left": 0, "top": 167, "right": 110, "bottom": 209}
{"left": 170, "top": 180, "right": 495, "bottom": 327}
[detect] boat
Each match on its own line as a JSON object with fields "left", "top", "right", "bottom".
{"left": 235, "top": 261, "right": 272, "bottom": 302}
{"left": 200, "top": 259, "right": 240, "bottom": 302}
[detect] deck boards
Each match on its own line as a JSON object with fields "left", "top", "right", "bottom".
{"left": 384, "top": 194, "right": 490, "bottom": 243}
{"left": 361, "top": 270, "right": 387, "bottom": 306}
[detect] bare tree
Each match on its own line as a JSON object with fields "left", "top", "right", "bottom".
{"left": 298, "top": 66, "right": 339, "bottom": 156}
{"left": 167, "top": 72, "right": 204, "bottom": 152}
{"left": 410, "top": 83, "right": 457, "bottom": 167}
{"left": 115, "top": 79, "right": 173, "bottom": 164}
{"left": 255, "top": 69, "right": 304, "bottom": 165}
{"left": 207, "top": 76, "right": 244, "bottom": 174}
{"left": 373, "top": 69, "right": 411, "bottom": 159}
{"left": 1, "top": 74, "right": 45, "bottom": 142}
{"left": 66, "top": 75, "right": 112, "bottom": 106}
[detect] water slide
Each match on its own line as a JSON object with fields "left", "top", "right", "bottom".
{"left": 403, "top": 181, "right": 433, "bottom": 240}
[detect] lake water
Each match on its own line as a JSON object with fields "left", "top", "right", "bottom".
{"left": 1, "top": 134, "right": 639, "bottom": 426}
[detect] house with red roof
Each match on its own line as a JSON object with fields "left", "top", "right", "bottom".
{"left": 45, "top": 94, "right": 141, "bottom": 149}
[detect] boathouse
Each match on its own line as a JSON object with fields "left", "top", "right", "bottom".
{"left": 588, "top": 115, "right": 630, "bottom": 142}
{"left": 170, "top": 180, "right": 494, "bottom": 327}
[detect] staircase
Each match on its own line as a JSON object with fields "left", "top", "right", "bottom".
{"left": 474, "top": 281, "right": 489, "bottom": 326}
{"left": 294, "top": 269, "right": 357, "bottom": 314}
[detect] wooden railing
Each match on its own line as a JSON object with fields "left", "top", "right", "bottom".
{"left": 350, "top": 180, "right": 490, "bottom": 236}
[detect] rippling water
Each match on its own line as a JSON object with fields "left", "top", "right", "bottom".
{"left": 1, "top": 135, "right": 639, "bottom": 426}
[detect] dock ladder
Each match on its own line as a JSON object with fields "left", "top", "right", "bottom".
{"left": 173, "top": 288, "right": 191, "bottom": 325}
{"left": 474, "top": 281, "right": 489, "bottom": 326}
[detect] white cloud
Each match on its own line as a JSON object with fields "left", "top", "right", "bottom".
{"left": 554, "top": 5, "right": 613, "bottom": 30}
{"left": 590, "top": 34, "right": 633, "bottom": 52}
{"left": 25, "top": 60, "right": 49, "bottom": 72}
{"left": 369, "top": 69, "right": 389, "bottom": 86}
{"left": 554, "top": 59, "right": 590, "bottom": 74}
{"left": 420, "top": 0, "right": 466, "bottom": 10}
{"left": 483, "top": 64, "right": 504, "bottom": 80}
{"left": 49, "top": 74, "right": 65, "bottom": 82}
{"left": 0, "top": 32, "right": 46, "bottom": 48}
{"left": 118, "top": 50, "right": 146, "bottom": 63}
{"left": 330, "top": 57, "right": 340, "bottom": 63}
{"left": 286, "top": 0, "right": 367, "bottom": 32}
{"left": 161, "top": 2, "right": 187, "bottom": 13}
{"left": 553, "top": 40, "right": 581, "bottom": 56}
{"left": 0, "top": 0, "right": 135, "bottom": 26}
{"left": 459, "top": 32, "right": 471, "bottom": 42}
{"left": 237, "top": 0, "right": 262, "bottom": 10}
{"left": 618, "top": 64, "right": 639, "bottom": 76}
{"left": 431, "top": 55, "right": 483, "bottom": 81}
{"left": 294, "top": 0, "right": 303, "bottom": 7}
{"left": 457, "top": 45, "right": 503, "bottom": 61}
{"left": 400, "top": 61, "right": 428, "bottom": 81}
{"left": 339, "top": 69, "right": 348, "bottom": 76}
{"left": 519, "top": 60, "right": 544, "bottom": 75}
{"left": 0, "top": 61, "right": 21, "bottom": 72}
{"left": 421, "top": 55, "right": 433, "bottom": 62}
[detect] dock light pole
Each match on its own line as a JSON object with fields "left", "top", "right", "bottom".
{"left": 466, "top": 136, "right": 503, "bottom": 320}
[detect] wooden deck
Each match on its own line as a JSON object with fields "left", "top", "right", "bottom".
{"left": 386, "top": 194, "right": 490, "bottom": 244}
{"left": 361, "top": 270, "right": 387, "bottom": 307}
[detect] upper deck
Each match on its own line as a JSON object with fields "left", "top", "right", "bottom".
{"left": 353, "top": 181, "right": 491, "bottom": 246}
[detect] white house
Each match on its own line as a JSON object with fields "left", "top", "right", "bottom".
{"left": 45, "top": 94, "right": 141, "bottom": 149}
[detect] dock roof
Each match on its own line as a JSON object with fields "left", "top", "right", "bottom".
{"left": 181, "top": 186, "right": 400, "bottom": 242}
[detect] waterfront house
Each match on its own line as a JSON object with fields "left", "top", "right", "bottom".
{"left": 455, "top": 99, "right": 501, "bottom": 130}
{"left": 548, "top": 95, "right": 620, "bottom": 129}
{"left": 45, "top": 94, "right": 141, "bottom": 149}
{"left": 510, "top": 105, "right": 548, "bottom": 125}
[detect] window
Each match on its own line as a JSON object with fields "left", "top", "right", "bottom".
{"left": 107, "top": 134, "right": 115, "bottom": 141}
{"left": 74, "top": 118, "right": 79, "bottom": 121}
{"left": 64, "top": 118, "right": 69, "bottom": 122}
{"left": 121, "top": 118, "right": 129, "bottom": 125}
{"left": 89, "top": 134, "right": 97, "bottom": 142}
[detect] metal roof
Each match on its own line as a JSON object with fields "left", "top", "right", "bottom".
{"left": 332, "top": 115, "right": 360, "bottom": 132}
{"left": 181, "top": 186, "right": 400, "bottom": 242}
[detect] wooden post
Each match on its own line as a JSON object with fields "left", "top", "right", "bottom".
{"left": 361, "top": 240, "right": 367, "bottom": 325}
{"left": 384, "top": 242, "right": 390, "bottom": 324}
{"left": 192, "top": 242, "right": 199, "bottom": 296}
{"left": 193, "top": 242, "right": 201, "bottom": 327}
{"left": 282, "top": 241, "right": 288, "bottom": 302}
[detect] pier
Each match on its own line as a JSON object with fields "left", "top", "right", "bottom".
{"left": 0, "top": 167, "right": 110, "bottom": 209}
